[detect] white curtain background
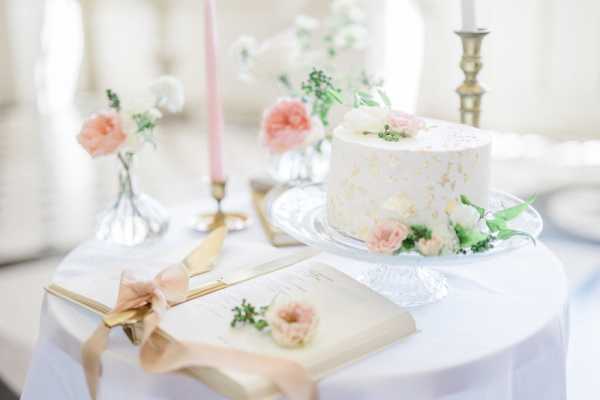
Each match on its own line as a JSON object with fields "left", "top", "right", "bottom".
{"left": 1, "top": 0, "right": 600, "bottom": 138}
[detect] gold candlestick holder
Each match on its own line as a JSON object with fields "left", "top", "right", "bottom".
{"left": 455, "top": 28, "right": 490, "bottom": 128}
{"left": 192, "top": 180, "right": 250, "bottom": 232}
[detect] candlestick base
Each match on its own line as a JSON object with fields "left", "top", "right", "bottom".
{"left": 192, "top": 211, "right": 250, "bottom": 232}
{"left": 191, "top": 180, "right": 251, "bottom": 232}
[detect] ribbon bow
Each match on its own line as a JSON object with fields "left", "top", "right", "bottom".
{"left": 81, "top": 264, "right": 189, "bottom": 399}
{"left": 81, "top": 264, "right": 317, "bottom": 400}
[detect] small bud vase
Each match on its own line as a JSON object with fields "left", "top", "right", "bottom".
{"left": 96, "top": 152, "right": 169, "bottom": 246}
{"left": 268, "top": 138, "right": 331, "bottom": 185}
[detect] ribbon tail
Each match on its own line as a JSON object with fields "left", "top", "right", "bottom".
{"left": 81, "top": 323, "right": 111, "bottom": 400}
{"left": 140, "top": 332, "right": 318, "bottom": 400}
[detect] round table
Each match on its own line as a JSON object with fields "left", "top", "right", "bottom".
{"left": 22, "top": 198, "right": 569, "bottom": 400}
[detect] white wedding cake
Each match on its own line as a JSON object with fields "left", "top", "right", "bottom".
{"left": 326, "top": 107, "right": 492, "bottom": 254}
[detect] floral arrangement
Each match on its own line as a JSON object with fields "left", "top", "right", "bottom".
{"left": 230, "top": 0, "right": 368, "bottom": 86}
{"left": 367, "top": 195, "right": 536, "bottom": 257}
{"left": 231, "top": 298, "right": 319, "bottom": 348}
{"left": 77, "top": 76, "right": 184, "bottom": 160}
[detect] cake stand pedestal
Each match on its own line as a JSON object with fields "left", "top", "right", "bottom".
{"left": 267, "top": 184, "right": 543, "bottom": 307}
{"left": 358, "top": 263, "right": 448, "bottom": 307}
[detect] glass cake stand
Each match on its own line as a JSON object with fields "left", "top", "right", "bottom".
{"left": 267, "top": 184, "right": 543, "bottom": 307}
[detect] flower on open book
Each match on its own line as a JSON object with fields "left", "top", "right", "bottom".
{"left": 231, "top": 298, "right": 319, "bottom": 348}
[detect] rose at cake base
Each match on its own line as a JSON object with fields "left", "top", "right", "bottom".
{"left": 326, "top": 107, "right": 492, "bottom": 255}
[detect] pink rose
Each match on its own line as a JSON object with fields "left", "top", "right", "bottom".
{"left": 261, "top": 98, "right": 312, "bottom": 154}
{"left": 266, "top": 300, "right": 319, "bottom": 348}
{"left": 367, "top": 220, "right": 410, "bottom": 254}
{"left": 77, "top": 110, "right": 127, "bottom": 157}
{"left": 416, "top": 235, "right": 444, "bottom": 256}
{"left": 388, "top": 111, "right": 424, "bottom": 137}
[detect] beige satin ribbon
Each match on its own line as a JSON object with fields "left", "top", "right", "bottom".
{"left": 81, "top": 264, "right": 316, "bottom": 400}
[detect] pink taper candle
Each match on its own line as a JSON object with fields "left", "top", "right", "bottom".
{"left": 204, "top": 0, "right": 225, "bottom": 182}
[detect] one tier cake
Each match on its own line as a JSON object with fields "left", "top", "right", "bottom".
{"left": 326, "top": 107, "right": 492, "bottom": 255}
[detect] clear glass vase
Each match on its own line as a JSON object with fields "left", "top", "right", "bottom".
{"left": 268, "top": 138, "right": 331, "bottom": 185}
{"left": 96, "top": 153, "right": 169, "bottom": 246}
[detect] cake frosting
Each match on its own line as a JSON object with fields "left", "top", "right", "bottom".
{"left": 326, "top": 109, "right": 491, "bottom": 254}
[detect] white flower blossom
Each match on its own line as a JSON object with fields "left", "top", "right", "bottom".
{"left": 340, "top": 106, "right": 389, "bottom": 135}
{"left": 432, "top": 224, "right": 460, "bottom": 255}
{"left": 295, "top": 15, "right": 320, "bottom": 32}
{"left": 149, "top": 75, "right": 185, "bottom": 113}
{"left": 449, "top": 202, "right": 481, "bottom": 230}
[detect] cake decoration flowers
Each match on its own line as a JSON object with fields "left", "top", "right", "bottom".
{"left": 231, "top": 298, "right": 319, "bottom": 348}
{"left": 366, "top": 194, "right": 536, "bottom": 257}
{"left": 366, "top": 220, "right": 409, "bottom": 254}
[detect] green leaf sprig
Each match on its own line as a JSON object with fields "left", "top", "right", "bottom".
{"left": 301, "top": 69, "right": 343, "bottom": 127}
{"left": 394, "top": 224, "right": 433, "bottom": 254}
{"left": 455, "top": 194, "right": 537, "bottom": 253}
{"left": 484, "top": 195, "right": 537, "bottom": 242}
{"left": 106, "top": 89, "right": 121, "bottom": 112}
{"left": 363, "top": 124, "right": 410, "bottom": 142}
{"left": 231, "top": 299, "right": 269, "bottom": 331}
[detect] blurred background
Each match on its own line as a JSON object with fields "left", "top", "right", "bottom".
{"left": 0, "top": 0, "right": 599, "bottom": 398}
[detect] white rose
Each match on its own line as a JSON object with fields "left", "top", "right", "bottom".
{"left": 343, "top": 106, "right": 389, "bottom": 135}
{"left": 149, "top": 75, "right": 185, "bottom": 113}
{"left": 449, "top": 203, "right": 480, "bottom": 229}
{"left": 295, "top": 15, "right": 319, "bottom": 32}
{"left": 382, "top": 194, "right": 416, "bottom": 221}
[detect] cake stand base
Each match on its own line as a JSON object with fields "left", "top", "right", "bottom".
{"left": 357, "top": 265, "right": 448, "bottom": 307}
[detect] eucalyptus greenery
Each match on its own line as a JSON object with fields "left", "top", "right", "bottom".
{"left": 230, "top": 299, "right": 269, "bottom": 331}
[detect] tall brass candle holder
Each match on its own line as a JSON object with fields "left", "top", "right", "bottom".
{"left": 455, "top": 28, "right": 490, "bottom": 128}
{"left": 192, "top": 180, "right": 250, "bottom": 232}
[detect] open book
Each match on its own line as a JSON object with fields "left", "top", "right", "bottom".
{"left": 48, "top": 260, "right": 416, "bottom": 400}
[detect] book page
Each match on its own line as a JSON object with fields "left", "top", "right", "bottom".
{"left": 160, "top": 261, "right": 416, "bottom": 398}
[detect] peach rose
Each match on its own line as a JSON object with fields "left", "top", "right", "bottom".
{"left": 416, "top": 235, "right": 444, "bottom": 256}
{"left": 77, "top": 110, "right": 127, "bottom": 157}
{"left": 261, "top": 98, "right": 312, "bottom": 154}
{"left": 388, "top": 111, "right": 424, "bottom": 137}
{"left": 367, "top": 220, "right": 409, "bottom": 254}
{"left": 266, "top": 300, "right": 319, "bottom": 348}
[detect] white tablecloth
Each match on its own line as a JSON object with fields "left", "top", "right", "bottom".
{"left": 22, "top": 196, "right": 569, "bottom": 400}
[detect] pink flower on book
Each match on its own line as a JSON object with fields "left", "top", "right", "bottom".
{"left": 416, "top": 235, "right": 444, "bottom": 256}
{"left": 367, "top": 220, "right": 409, "bottom": 254}
{"left": 261, "top": 98, "right": 313, "bottom": 153}
{"left": 266, "top": 300, "right": 319, "bottom": 348}
{"left": 77, "top": 110, "right": 127, "bottom": 157}
{"left": 388, "top": 111, "right": 424, "bottom": 137}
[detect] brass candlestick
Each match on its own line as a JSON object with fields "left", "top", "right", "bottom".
{"left": 192, "top": 180, "right": 250, "bottom": 232}
{"left": 455, "top": 28, "right": 490, "bottom": 128}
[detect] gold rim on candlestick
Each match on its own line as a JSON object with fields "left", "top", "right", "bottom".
{"left": 192, "top": 180, "right": 251, "bottom": 232}
{"left": 455, "top": 28, "right": 490, "bottom": 128}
